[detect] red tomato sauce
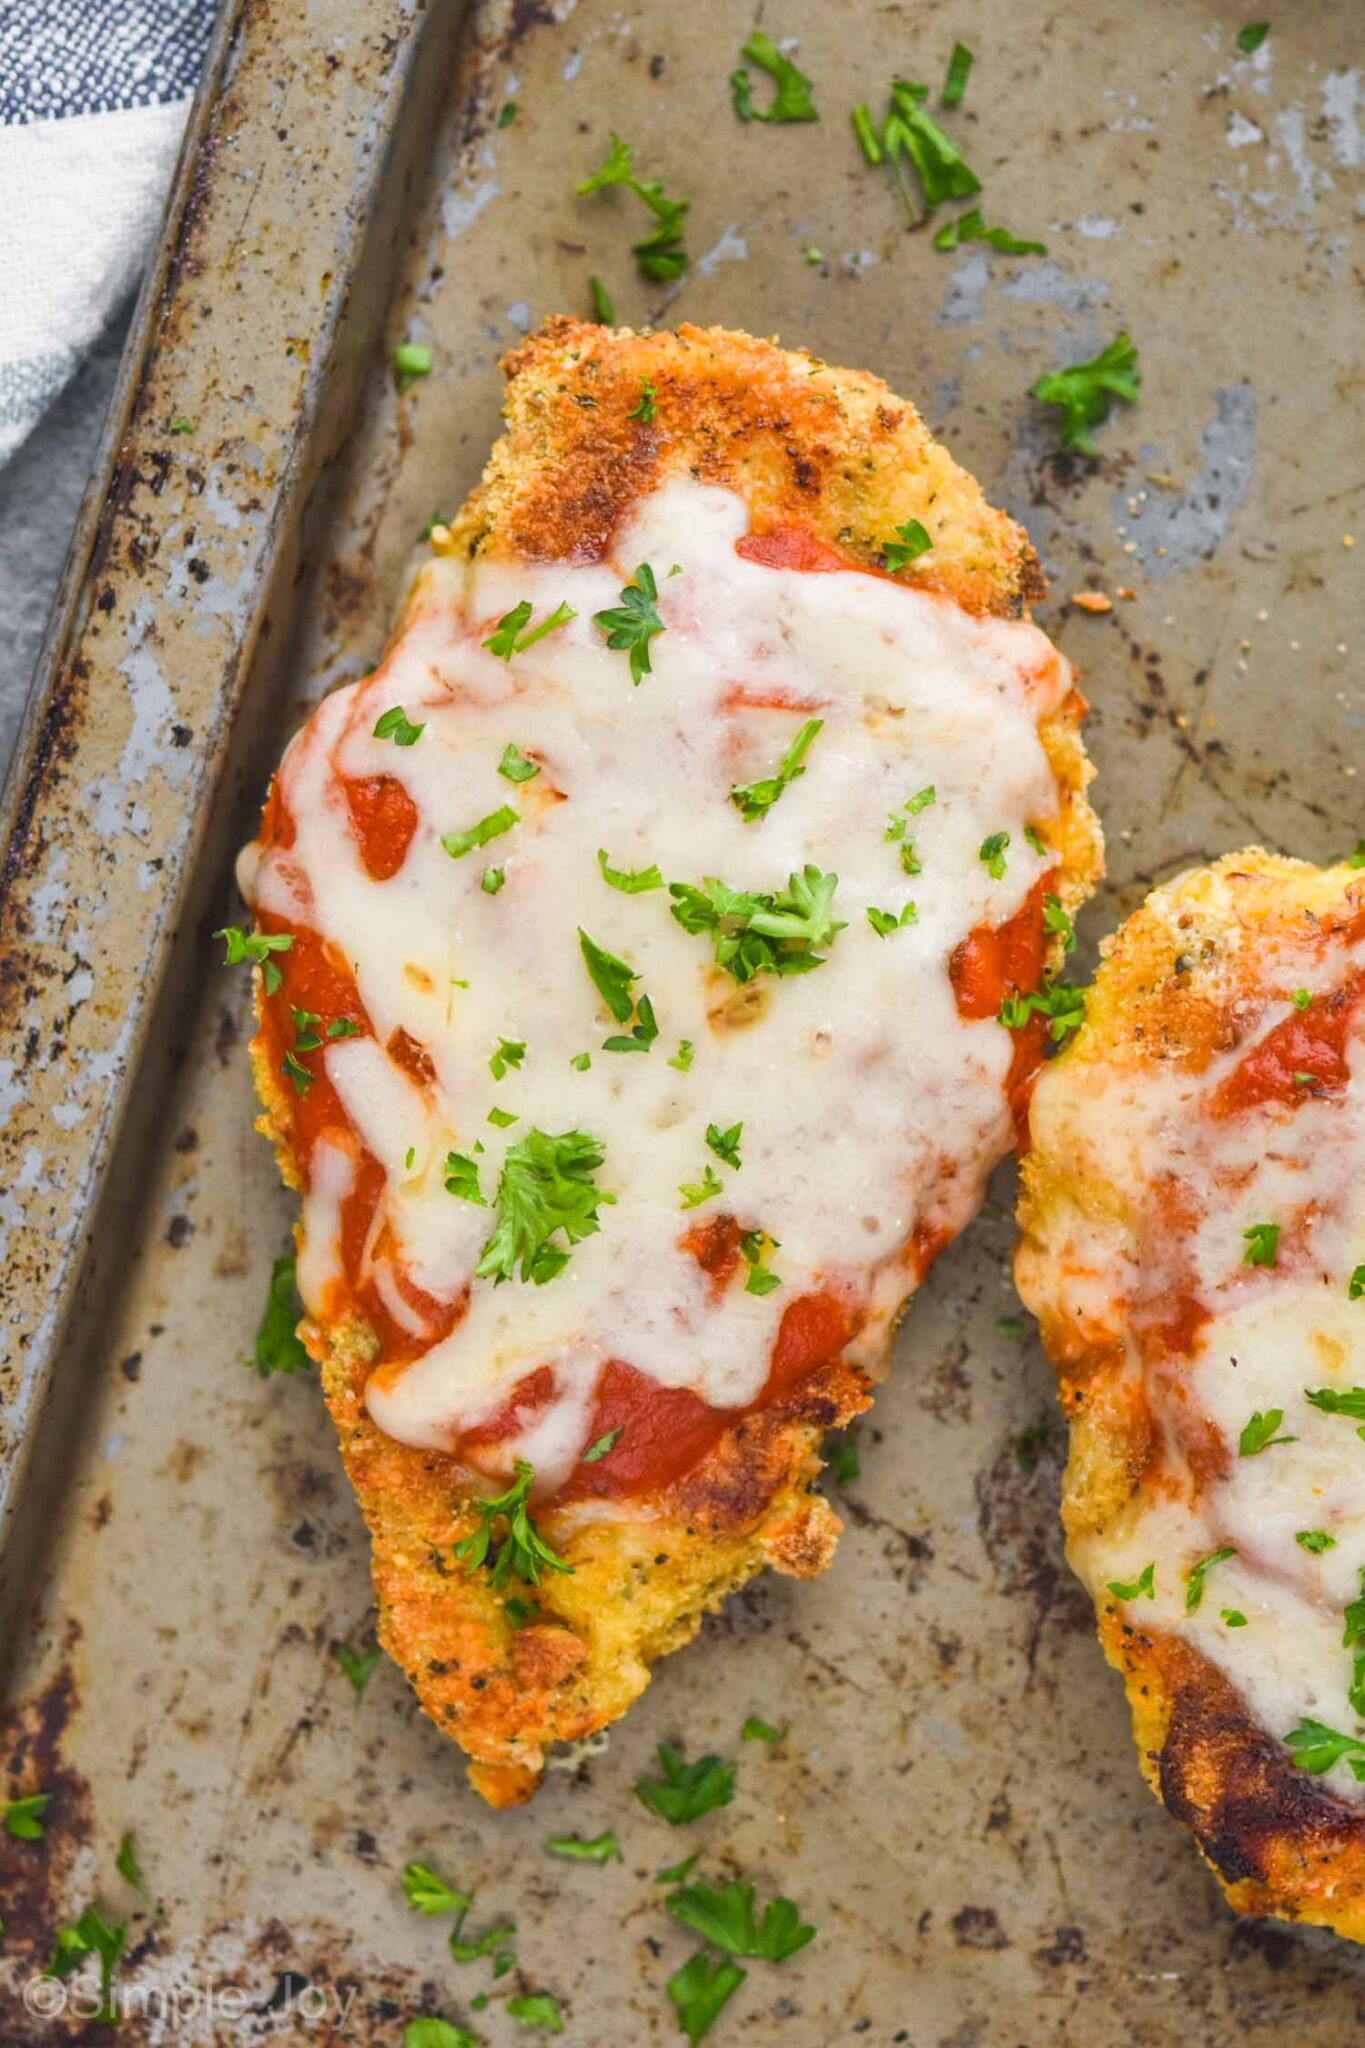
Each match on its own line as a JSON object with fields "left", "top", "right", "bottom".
{"left": 950, "top": 876, "right": 1053, "bottom": 1134}
{"left": 736, "top": 527, "right": 851, "bottom": 575}
{"left": 1210, "top": 973, "right": 1363, "bottom": 1118}
{"left": 342, "top": 773, "right": 419, "bottom": 881}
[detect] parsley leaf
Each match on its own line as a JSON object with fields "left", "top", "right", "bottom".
{"left": 881, "top": 518, "right": 933, "bottom": 569}
{"left": 1349, "top": 1265, "right": 1365, "bottom": 1300}
{"left": 577, "top": 133, "right": 690, "bottom": 283}
{"left": 1032, "top": 333, "right": 1140, "bottom": 455}
{"left": 825, "top": 1433, "right": 860, "bottom": 1485}
{"left": 1292, "top": 987, "right": 1312, "bottom": 1010}
{"left": 498, "top": 743, "right": 541, "bottom": 784}
{"left": 394, "top": 341, "right": 433, "bottom": 392}
{"left": 1306, "top": 1385, "right": 1365, "bottom": 1420}
{"left": 442, "top": 804, "right": 519, "bottom": 861}
{"left": 942, "top": 40, "right": 973, "bottom": 105}
{"left": 1222, "top": 1608, "right": 1248, "bottom": 1628}
{"left": 1297, "top": 1529, "right": 1336, "bottom": 1554}
{"left": 488, "top": 1107, "right": 518, "bottom": 1128}
{"left": 484, "top": 600, "right": 576, "bottom": 662}
{"left": 850, "top": 103, "right": 883, "bottom": 165}
{"left": 579, "top": 930, "right": 657, "bottom": 1051}
{"left": 667, "top": 1878, "right": 816, "bottom": 1962}
{"left": 456, "top": 1460, "right": 572, "bottom": 1587}
{"left": 215, "top": 923, "right": 293, "bottom": 996}
{"left": 881, "top": 79, "right": 981, "bottom": 219}
{"left": 740, "top": 1229, "right": 781, "bottom": 1295}
{"left": 482, "top": 865, "right": 505, "bottom": 896}
{"left": 476, "top": 1128, "right": 614, "bottom": 1286}
{"left": 1107, "top": 1562, "right": 1155, "bottom": 1602}
{"left": 705, "top": 1121, "right": 743, "bottom": 1170}
{"left": 741, "top": 1715, "right": 786, "bottom": 1744}
{"left": 1242, "top": 1221, "right": 1280, "bottom": 1267}
{"left": 669, "top": 865, "right": 845, "bottom": 983}
{"left": 1186, "top": 1546, "right": 1236, "bottom": 1613}
{"left": 603, "top": 995, "right": 659, "bottom": 1055}
{"left": 443, "top": 1151, "right": 487, "bottom": 1205}
{"left": 403, "top": 2022, "right": 478, "bottom": 2048}
{"left": 592, "top": 563, "right": 665, "bottom": 683}
{"left": 730, "top": 32, "right": 818, "bottom": 124}
{"left": 998, "top": 979, "right": 1087, "bottom": 1043}
{"left": 599, "top": 847, "right": 664, "bottom": 893}
{"left": 1237, "top": 22, "right": 1269, "bottom": 53}
{"left": 1042, "top": 893, "right": 1076, "bottom": 954}
{"left": 490, "top": 1037, "right": 526, "bottom": 1081}
{"left": 867, "top": 902, "right": 917, "bottom": 937}
{"left": 115, "top": 1831, "right": 145, "bottom": 1893}
{"left": 333, "top": 1640, "right": 383, "bottom": 1695}
{"left": 251, "top": 1255, "right": 310, "bottom": 1377}
{"left": 667, "top": 1951, "right": 746, "bottom": 2046}
{"left": 1284, "top": 1717, "right": 1365, "bottom": 1777}
{"left": 669, "top": 1040, "right": 695, "bottom": 1071}
{"left": 403, "top": 1863, "right": 474, "bottom": 1916}
{"left": 1238, "top": 1408, "right": 1296, "bottom": 1455}
{"left": 374, "top": 705, "right": 425, "bottom": 747}
{"left": 629, "top": 376, "right": 658, "bottom": 423}
{"left": 589, "top": 274, "right": 615, "bottom": 324}
{"left": 635, "top": 1743, "right": 736, "bottom": 1825}
{"left": 506, "top": 1994, "right": 565, "bottom": 2032}
{"left": 583, "top": 1427, "right": 622, "bottom": 1464}
{"left": 546, "top": 1832, "right": 621, "bottom": 1864}
{"left": 47, "top": 1907, "right": 126, "bottom": 2021}
{"left": 2, "top": 1792, "right": 50, "bottom": 1841}
{"left": 730, "top": 717, "right": 823, "bottom": 821}
{"left": 679, "top": 1164, "right": 723, "bottom": 1210}
{"left": 933, "top": 207, "right": 1046, "bottom": 256}
{"left": 979, "top": 831, "right": 1010, "bottom": 880}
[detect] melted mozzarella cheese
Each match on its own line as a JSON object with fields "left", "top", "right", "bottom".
{"left": 243, "top": 479, "right": 1076, "bottom": 1493}
{"left": 1021, "top": 873, "right": 1365, "bottom": 1799}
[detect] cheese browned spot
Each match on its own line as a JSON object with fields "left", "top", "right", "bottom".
{"left": 1016, "top": 851, "right": 1365, "bottom": 1940}
{"left": 238, "top": 320, "right": 1101, "bottom": 1804}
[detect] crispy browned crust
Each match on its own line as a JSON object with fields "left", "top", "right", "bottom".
{"left": 1017, "top": 849, "right": 1365, "bottom": 1937}
{"left": 437, "top": 317, "right": 1046, "bottom": 617}
{"left": 252, "top": 320, "right": 1100, "bottom": 1804}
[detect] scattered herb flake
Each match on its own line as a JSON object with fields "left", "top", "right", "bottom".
{"left": 629, "top": 376, "right": 658, "bottom": 423}
{"left": 2, "top": 1793, "right": 50, "bottom": 1841}
{"left": 1298, "top": 1529, "right": 1337, "bottom": 1554}
{"left": 546, "top": 1832, "right": 621, "bottom": 1864}
{"left": 1239, "top": 1407, "right": 1296, "bottom": 1455}
{"left": 1107, "top": 1562, "right": 1155, "bottom": 1603}
{"left": 730, "top": 31, "right": 818, "bottom": 124}
{"left": 941, "top": 40, "right": 974, "bottom": 105}
{"left": 251, "top": 1255, "right": 310, "bottom": 1377}
{"left": 933, "top": 207, "right": 1046, "bottom": 256}
{"left": 1237, "top": 22, "right": 1269, "bottom": 53}
{"left": 582, "top": 1426, "right": 623, "bottom": 1464}
{"left": 599, "top": 847, "right": 664, "bottom": 893}
{"left": 506, "top": 1994, "right": 565, "bottom": 2033}
{"left": 731, "top": 717, "right": 823, "bottom": 822}
{"left": 741, "top": 1715, "right": 786, "bottom": 1745}
{"left": 1032, "top": 333, "right": 1140, "bottom": 455}
{"left": 456, "top": 1461, "right": 572, "bottom": 1587}
{"left": 334, "top": 1641, "right": 383, "bottom": 1695}
{"left": 635, "top": 1743, "right": 736, "bottom": 1825}
{"left": 881, "top": 518, "right": 933, "bottom": 570}
{"left": 394, "top": 341, "right": 434, "bottom": 393}
{"left": 1242, "top": 1221, "right": 1280, "bottom": 1267}
{"left": 577, "top": 134, "right": 690, "bottom": 283}
{"left": 669, "top": 865, "right": 845, "bottom": 983}
{"left": 1186, "top": 1546, "right": 1236, "bottom": 1613}
{"left": 667, "top": 1951, "right": 746, "bottom": 2046}
{"left": 490, "top": 1036, "right": 526, "bottom": 1081}
{"left": 589, "top": 274, "right": 616, "bottom": 324}
{"left": 476, "top": 1128, "right": 614, "bottom": 1286}
{"left": 442, "top": 804, "right": 519, "bottom": 862}
{"left": 669, "top": 1040, "right": 696, "bottom": 1072}
{"left": 374, "top": 705, "right": 426, "bottom": 746}
{"left": 592, "top": 563, "right": 665, "bottom": 683}
{"left": 484, "top": 599, "right": 576, "bottom": 662}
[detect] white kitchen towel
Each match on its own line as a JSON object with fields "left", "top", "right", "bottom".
{"left": 0, "top": 0, "right": 219, "bottom": 466}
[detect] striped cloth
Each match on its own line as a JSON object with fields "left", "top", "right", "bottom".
{"left": 0, "top": 0, "right": 219, "bottom": 464}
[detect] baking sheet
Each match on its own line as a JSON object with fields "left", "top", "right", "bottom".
{"left": 2, "top": 0, "right": 1364, "bottom": 2041}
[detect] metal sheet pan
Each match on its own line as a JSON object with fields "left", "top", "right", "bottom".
{"left": 2, "top": 1, "right": 1363, "bottom": 2040}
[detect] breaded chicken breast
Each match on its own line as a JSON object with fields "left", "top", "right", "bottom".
{"left": 1017, "top": 849, "right": 1365, "bottom": 1939}
{"left": 237, "top": 318, "right": 1101, "bottom": 1804}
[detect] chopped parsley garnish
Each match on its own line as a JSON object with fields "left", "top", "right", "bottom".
{"left": 604, "top": 996, "right": 658, "bottom": 1054}
{"left": 546, "top": 1832, "right": 621, "bottom": 1864}
{"left": 394, "top": 340, "right": 434, "bottom": 392}
{"left": 403, "top": 1863, "right": 474, "bottom": 1916}
{"left": 1284, "top": 1717, "right": 1365, "bottom": 1778}
{"left": 334, "top": 1640, "right": 383, "bottom": 1694}
{"left": 1238, "top": 1407, "right": 1296, "bottom": 1455}
{"left": 1343, "top": 1568, "right": 1365, "bottom": 1649}
{"left": 444, "top": 1151, "right": 487, "bottom": 1205}
{"left": 114, "top": 1831, "right": 145, "bottom": 1894}
{"left": 867, "top": 902, "right": 918, "bottom": 937}
{"left": 373, "top": 705, "right": 425, "bottom": 746}
{"left": 168, "top": 415, "right": 193, "bottom": 434}
{"left": 730, "top": 31, "right": 818, "bottom": 124}
{"left": 905, "top": 785, "right": 936, "bottom": 815}
{"left": 488, "top": 1107, "right": 518, "bottom": 1128}
{"left": 730, "top": 717, "right": 823, "bottom": 821}
{"left": 490, "top": 1036, "right": 526, "bottom": 1080}
{"left": 403, "top": 2022, "right": 478, "bottom": 2048}
{"left": 941, "top": 40, "right": 973, "bottom": 105}
{"left": 635, "top": 1742, "right": 736, "bottom": 1825}
{"left": 1024, "top": 823, "right": 1047, "bottom": 855}
{"left": 498, "top": 101, "right": 517, "bottom": 127}
{"left": 656, "top": 1855, "right": 701, "bottom": 1885}
{"left": 498, "top": 743, "right": 541, "bottom": 783}
{"left": 577, "top": 133, "right": 690, "bottom": 283}
{"left": 996, "top": 1315, "right": 1024, "bottom": 1340}
{"left": 1042, "top": 893, "right": 1076, "bottom": 953}
{"left": 484, "top": 599, "right": 576, "bottom": 662}
{"left": 1032, "top": 333, "right": 1141, "bottom": 455}
{"left": 450, "top": 1916, "right": 517, "bottom": 1966}
{"left": 570, "top": 1051, "right": 591, "bottom": 1071}
{"left": 669, "top": 1040, "right": 696, "bottom": 1072}
{"left": 47, "top": 1907, "right": 126, "bottom": 2021}
{"left": 865, "top": 78, "right": 981, "bottom": 222}
{"left": 979, "top": 831, "right": 1010, "bottom": 880}
{"left": 215, "top": 923, "right": 293, "bottom": 996}
{"left": 476, "top": 1127, "right": 614, "bottom": 1286}
{"left": 441, "top": 804, "right": 519, "bottom": 861}
{"left": 589, "top": 274, "right": 615, "bottom": 323}
{"left": 666, "top": 1877, "right": 817, "bottom": 1962}
{"left": 582, "top": 1426, "right": 623, "bottom": 1464}
{"left": 327, "top": 1017, "right": 359, "bottom": 1038}
{"left": 251, "top": 1255, "right": 310, "bottom": 1377}
{"left": 2, "top": 1792, "right": 50, "bottom": 1841}
{"left": 934, "top": 207, "right": 1046, "bottom": 256}
{"left": 669, "top": 865, "right": 845, "bottom": 982}
{"left": 599, "top": 847, "right": 664, "bottom": 893}
{"left": 998, "top": 979, "right": 1087, "bottom": 1043}
{"left": 592, "top": 563, "right": 665, "bottom": 682}
{"left": 1106, "top": 1562, "right": 1155, "bottom": 1602}
{"left": 881, "top": 518, "right": 933, "bottom": 570}
{"left": 850, "top": 102, "right": 883, "bottom": 164}
{"left": 1297, "top": 1529, "right": 1337, "bottom": 1554}
{"left": 1349, "top": 840, "right": 1365, "bottom": 870}
{"left": 579, "top": 928, "right": 658, "bottom": 1051}
{"left": 1242, "top": 1221, "right": 1280, "bottom": 1267}
{"left": 679, "top": 1164, "right": 723, "bottom": 1210}
{"left": 1349, "top": 1266, "right": 1365, "bottom": 1300}
{"left": 1222, "top": 1609, "right": 1248, "bottom": 1628}
{"left": 1185, "top": 1546, "right": 1236, "bottom": 1613}
{"left": 705, "top": 1121, "right": 743, "bottom": 1170}
{"left": 741, "top": 1229, "right": 781, "bottom": 1295}
{"left": 456, "top": 1460, "right": 572, "bottom": 1586}
{"left": 741, "top": 1715, "right": 786, "bottom": 1745}
{"left": 1292, "top": 986, "right": 1312, "bottom": 1010}
{"left": 629, "top": 376, "right": 658, "bottom": 423}
{"left": 506, "top": 1994, "right": 565, "bottom": 2032}
{"left": 482, "top": 865, "right": 506, "bottom": 896}
{"left": 825, "top": 1433, "right": 860, "bottom": 1485}
{"left": 668, "top": 1952, "right": 746, "bottom": 2046}
{"left": 1306, "top": 1385, "right": 1365, "bottom": 1421}
{"left": 1237, "top": 22, "right": 1269, "bottom": 53}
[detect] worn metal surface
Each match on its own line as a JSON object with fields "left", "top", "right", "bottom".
{"left": 2, "top": 0, "right": 1364, "bottom": 2041}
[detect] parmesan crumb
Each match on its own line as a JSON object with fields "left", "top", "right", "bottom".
{"left": 1071, "top": 590, "right": 1113, "bottom": 614}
